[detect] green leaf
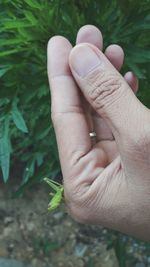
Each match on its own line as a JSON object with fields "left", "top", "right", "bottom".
{"left": 0, "top": 66, "right": 11, "bottom": 78}
{"left": 11, "top": 105, "right": 28, "bottom": 133}
{"left": 0, "top": 49, "right": 19, "bottom": 57}
{"left": 24, "top": 11, "right": 37, "bottom": 25}
{"left": 36, "top": 152, "right": 44, "bottom": 166}
{"left": 4, "top": 19, "right": 31, "bottom": 29}
{"left": 0, "top": 39, "right": 23, "bottom": 46}
{"left": 17, "top": 28, "right": 35, "bottom": 41}
{"left": 62, "top": 13, "right": 73, "bottom": 26}
{"left": 22, "top": 159, "right": 35, "bottom": 185}
{"left": 24, "top": 0, "right": 42, "bottom": 9}
{"left": 0, "top": 117, "right": 10, "bottom": 183}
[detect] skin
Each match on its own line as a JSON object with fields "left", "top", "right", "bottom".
{"left": 47, "top": 25, "right": 150, "bottom": 240}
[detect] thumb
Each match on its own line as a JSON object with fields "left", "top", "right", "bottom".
{"left": 69, "top": 43, "right": 146, "bottom": 140}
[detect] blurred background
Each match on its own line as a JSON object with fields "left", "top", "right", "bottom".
{"left": 0, "top": 0, "right": 150, "bottom": 266}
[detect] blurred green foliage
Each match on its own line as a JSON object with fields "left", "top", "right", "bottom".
{"left": 0, "top": 0, "right": 150, "bottom": 185}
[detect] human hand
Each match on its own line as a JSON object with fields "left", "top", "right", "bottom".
{"left": 47, "top": 25, "right": 150, "bottom": 240}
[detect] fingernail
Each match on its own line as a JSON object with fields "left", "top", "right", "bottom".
{"left": 70, "top": 45, "right": 101, "bottom": 77}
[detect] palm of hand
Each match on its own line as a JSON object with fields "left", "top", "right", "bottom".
{"left": 48, "top": 25, "right": 150, "bottom": 240}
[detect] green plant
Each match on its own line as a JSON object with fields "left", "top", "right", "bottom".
{"left": 0, "top": 0, "right": 149, "bottom": 186}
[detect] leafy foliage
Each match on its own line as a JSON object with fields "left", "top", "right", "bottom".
{"left": 0, "top": 0, "right": 150, "bottom": 185}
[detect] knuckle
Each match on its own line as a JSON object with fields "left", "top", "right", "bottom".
{"left": 51, "top": 110, "right": 65, "bottom": 128}
{"left": 51, "top": 111, "right": 60, "bottom": 126}
{"left": 86, "top": 70, "right": 123, "bottom": 112}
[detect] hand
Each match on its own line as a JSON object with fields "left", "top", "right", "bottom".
{"left": 47, "top": 25, "right": 150, "bottom": 240}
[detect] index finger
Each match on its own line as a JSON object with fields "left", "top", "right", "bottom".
{"left": 47, "top": 36, "right": 92, "bottom": 178}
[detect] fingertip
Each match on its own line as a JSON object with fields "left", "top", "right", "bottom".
{"left": 47, "top": 35, "right": 72, "bottom": 51}
{"left": 76, "top": 24, "right": 103, "bottom": 50}
{"left": 105, "top": 44, "right": 124, "bottom": 71}
{"left": 124, "top": 71, "right": 139, "bottom": 93}
{"left": 47, "top": 36, "right": 72, "bottom": 78}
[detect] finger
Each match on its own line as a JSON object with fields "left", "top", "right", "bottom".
{"left": 105, "top": 46, "right": 139, "bottom": 93}
{"left": 105, "top": 44, "right": 124, "bottom": 71}
{"left": 124, "top": 71, "right": 139, "bottom": 94}
{"left": 48, "top": 37, "right": 94, "bottom": 178}
{"left": 69, "top": 43, "right": 146, "bottom": 142}
{"left": 76, "top": 24, "right": 103, "bottom": 50}
{"left": 76, "top": 25, "right": 103, "bottom": 134}
{"left": 76, "top": 28, "right": 124, "bottom": 143}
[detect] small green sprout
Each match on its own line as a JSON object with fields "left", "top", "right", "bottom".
{"left": 44, "top": 177, "right": 64, "bottom": 211}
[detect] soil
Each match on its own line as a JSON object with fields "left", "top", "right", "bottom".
{"left": 0, "top": 168, "right": 149, "bottom": 267}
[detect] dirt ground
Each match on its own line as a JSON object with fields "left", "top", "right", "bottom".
{"left": 0, "top": 170, "right": 149, "bottom": 267}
